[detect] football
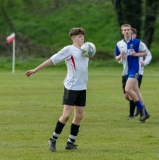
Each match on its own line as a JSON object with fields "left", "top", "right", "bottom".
{"left": 81, "top": 42, "right": 96, "bottom": 57}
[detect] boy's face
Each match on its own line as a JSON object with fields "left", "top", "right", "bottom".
{"left": 72, "top": 34, "right": 84, "bottom": 46}
{"left": 121, "top": 26, "right": 131, "bottom": 37}
{"left": 131, "top": 30, "right": 137, "bottom": 38}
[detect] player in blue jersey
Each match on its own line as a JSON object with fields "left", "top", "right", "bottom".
{"left": 128, "top": 28, "right": 152, "bottom": 118}
{"left": 114, "top": 24, "right": 149, "bottom": 123}
{"left": 119, "top": 28, "right": 152, "bottom": 119}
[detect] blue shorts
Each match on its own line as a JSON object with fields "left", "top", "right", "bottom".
{"left": 127, "top": 73, "right": 139, "bottom": 79}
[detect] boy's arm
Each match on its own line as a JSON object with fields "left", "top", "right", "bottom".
{"left": 25, "top": 59, "right": 53, "bottom": 77}
{"left": 130, "top": 51, "right": 147, "bottom": 57}
{"left": 131, "top": 41, "right": 147, "bottom": 57}
{"left": 143, "top": 49, "right": 152, "bottom": 66}
{"left": 116, "top": 52, "right": 126, "bottom": 61}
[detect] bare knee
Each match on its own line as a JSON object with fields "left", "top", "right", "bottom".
{"left": 125, "top": 88, "right": 128, "bottom": 93}
{"left": 74, "top": 113, "right": 84, "bottom": 122}
{"left": 60, "top": 114, "right": 71, "bottom": 123}
{"left": 124, "top": 93, "right": 130, "bottom": 100}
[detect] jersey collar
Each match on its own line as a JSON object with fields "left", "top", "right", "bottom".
{"left": 123, "top": 36, "right": 134, "bottom": 43}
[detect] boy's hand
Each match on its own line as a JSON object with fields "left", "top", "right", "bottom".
{"left": 25, "top": 69, "right": 36, "bottom": 77}
{"left": 130, "top": 51, "right": 137, "bottom": 56}
{"left": 141, "top": 61, "right": 145, "bottom": 67}
{"left": 120, "top": 51, "right": 126, "bottom": 58}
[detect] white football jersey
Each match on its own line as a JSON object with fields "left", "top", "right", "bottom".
{"left": 50, "top": 45, "right": 89, "bottom": 90}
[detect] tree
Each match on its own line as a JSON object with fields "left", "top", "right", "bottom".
{"left": 112, "top": 0, "right": 159, "bottom": 48}
{"left": 112, "top": 0, "right": 142, "bottom": 38}
{"left": 144, "top": 0, "right": 159, "bottom": 48}
{"left": 0, "top": 0, "right": 17, "bottom": 33}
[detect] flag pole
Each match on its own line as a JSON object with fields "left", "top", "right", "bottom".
{"left": 12, "top": 39, "right": 15, "bottom": 74}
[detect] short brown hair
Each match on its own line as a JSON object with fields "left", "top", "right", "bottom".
{"left": 121, "top": 24, "right": 131, "bottom": 31}
{"left": 131, "top": 28, "right": 137, "bottom": 34}
{"left": 69, "top": 28, "right": 85, "bottom": 37}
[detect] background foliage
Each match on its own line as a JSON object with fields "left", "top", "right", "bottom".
{"left": 0, "top": 0, "right": 159, "bottom": 62}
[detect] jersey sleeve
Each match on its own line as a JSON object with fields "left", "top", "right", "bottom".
{"left": 143, "top": 43, "right": 152, "bottom": 66}
{"left": 114, "top": 45, "right": 120, "bottom": 56}
{"left": 139, "top": 42, "right": 152, "bottom": 66}
{"left": 139, "top": 41, "right": 146, "bottom": 52}
{"left": 50, "top": 46, "right": 71, "bottom": 65}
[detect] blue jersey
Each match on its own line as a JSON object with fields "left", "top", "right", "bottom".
{"left": 115, "top": 37, "right": 146, "bottom": 76}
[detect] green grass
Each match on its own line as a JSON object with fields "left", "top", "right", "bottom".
{"left": 0, "top": 66, "right": 159, "bottom": 160}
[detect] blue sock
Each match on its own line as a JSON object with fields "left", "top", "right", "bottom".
{"left": 135, "top": 101, "right": 143, "bottom": 110}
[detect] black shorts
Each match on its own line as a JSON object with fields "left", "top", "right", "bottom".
{"left": 122, "top": 75, "right": 143, "bottom": 94}
{"left": 62, "top": 87, "right": 86, "bottom": 107}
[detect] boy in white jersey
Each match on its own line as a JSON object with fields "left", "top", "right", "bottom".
{"left": 26, "top": 28, "right": 88, "bottom": 151}
{"left": 114, "top": 24, "right": 148, "bottom": 123}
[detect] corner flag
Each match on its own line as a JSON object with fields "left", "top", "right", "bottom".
{"left": 7, "top": 33, "right": 16, "bottom": 73}
{"left": 7, "top": 33, "right": 15, "bottom": 43}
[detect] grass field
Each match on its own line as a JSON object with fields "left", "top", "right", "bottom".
{"left": 0, "top": 66, "right": 159, "bottom": 160}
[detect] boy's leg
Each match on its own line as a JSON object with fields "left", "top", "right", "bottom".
{"left": 125, "top": 78, "right": 139, "bottom": 102}
{"left": 133, "top": 80, "right": 149, "bottom": 120}
{"left": 128, "top": 100, "right": 136, "bottom": 119}
{"left": 48, "top": 105, "right": 73, "bottom": 152}
{"left": 122, "top": 76, "right": 133, "bottom": 118}
{"left": 125, "top": 78, "right": 145, "bottom": 119}
{"left": 134, "top": 75, "right": 143, "bottom": 116}
{"left": 134, "top": 107, "right": 139, "bottom": 116}
{"left": 48, "top": 120, "right": 65, "bottom": 152}
{"left": 65, "top": 106, "right": 84, "bottom": 150}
